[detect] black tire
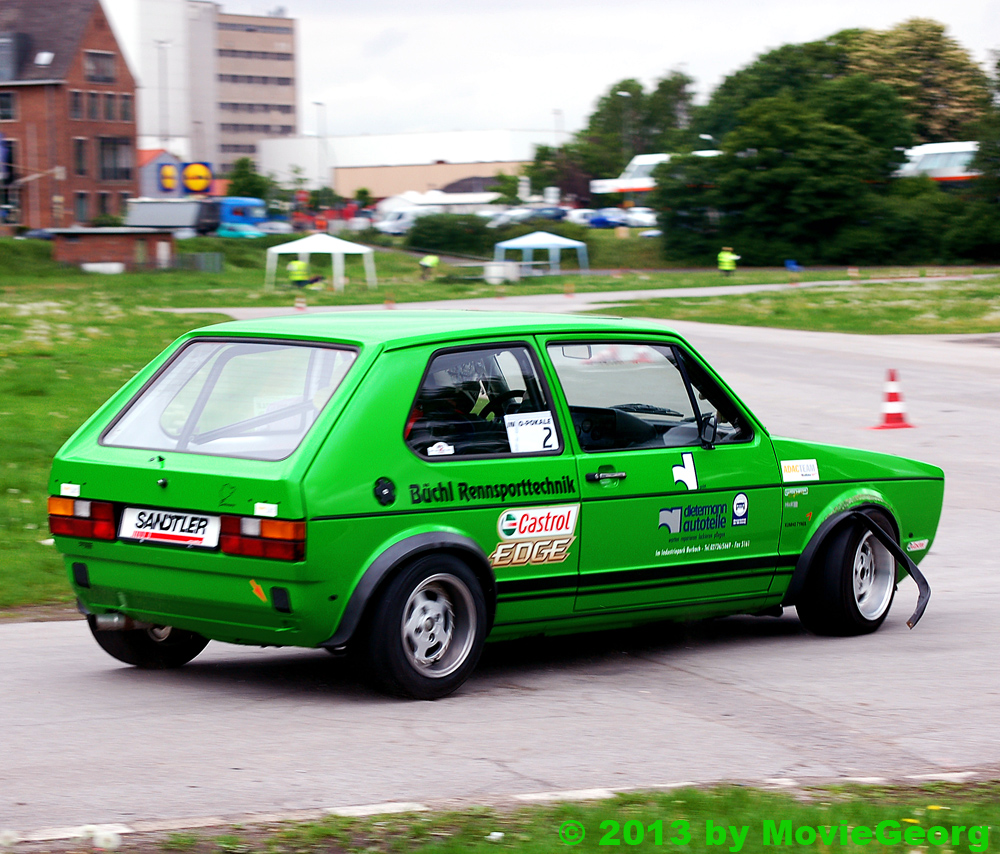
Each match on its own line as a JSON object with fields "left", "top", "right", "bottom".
{"left": 87, "top": 617, "right": 209, "bottom": 669}
{"left": 796, "top": 510, "right": 897, "bottom": 636}
{"left": 366, "top": 554, "right": 487, "bottom": 700}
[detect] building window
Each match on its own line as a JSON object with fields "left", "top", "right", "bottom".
{"left": 217, "top": 22, "right": 292, "bottom": 34}
{"left": 119, "top": 94, "right": 133, "bottom": 122}
{"left": 88, "top": 92, "right": 99, "bottom": 120}
{"left": 220, "top": 144, "right": 256, "bottom": 154}
{"left": 69, "top": 90, "right": 83, "bottom": 119}
{"left": 98, "top": 137, "right": 133, "bottom": 180}
{"left": 0, "top": 137, "right": 17, "bottom": 186}
{"left": 73, "top": 138, "right": 87, "bottom": 176}
{"left": 0, "top": 92, "right": 15, "bottom": 121}
{"left": 98, "top": 192, "right": 110, "bottom": 215}
{"left": 104, "top": 93, "right": 116, "bottom": 121}
{"left": 217, "top": 74, "right": 294, "bottom": 85}
{"left": 119, "top": 191, "right": 131, "bottom": 212}
{"left": 217, "top": 49, "right": 292, "bottom": 60}
{"left": 84, "top": 51, "right": 115, "bottom": 83}
{"left": 74, "top": 192, "right": 89, "bottom": 223}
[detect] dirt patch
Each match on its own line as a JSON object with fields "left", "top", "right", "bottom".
{"left": 0, "top": 603, "right": 82, "bottom": 623}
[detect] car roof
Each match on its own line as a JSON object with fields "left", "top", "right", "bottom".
{"left": 187, "top": 310, "right": 683, "bottom": 351}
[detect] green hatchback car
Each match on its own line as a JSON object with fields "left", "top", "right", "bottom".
{"left": 50, "top": 311, "right": 943, "bottom": 698}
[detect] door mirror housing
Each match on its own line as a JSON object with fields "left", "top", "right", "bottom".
{"left": 700, "top": 413, "right": 718, "bottom": 449}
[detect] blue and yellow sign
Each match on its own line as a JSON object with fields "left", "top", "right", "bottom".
{"left": 181, "top": 162, "right": 213, "bottom": 194}
{"left": 158, "top": 163, "right": 178, "bottom": 192}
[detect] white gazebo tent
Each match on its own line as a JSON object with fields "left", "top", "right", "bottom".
{"left": 265, "top": 233, "right": 377, "bottom": 292}
{"left": 492, "top": 231, "right": 589, "bottom": 274}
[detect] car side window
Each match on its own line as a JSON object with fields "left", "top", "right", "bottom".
{"left": 405, "top": 345, "right": 559, "bottom": 458}
{"left": 547, "top": 341, "right": 751, "bottom": 452}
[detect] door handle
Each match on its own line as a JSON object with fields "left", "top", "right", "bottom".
{"left": 585, "top": 471, "right": 627, "bottom": 482}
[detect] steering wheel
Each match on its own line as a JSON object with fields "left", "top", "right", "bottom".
{"left": 482, "top": 389, "right": 525, "bottom": 421}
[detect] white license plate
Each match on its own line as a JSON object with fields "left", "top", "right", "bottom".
{"left": 119, "top": 507, "right": 221, "bottom": 549}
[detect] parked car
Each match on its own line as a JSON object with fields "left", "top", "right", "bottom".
{"left": 215, "top": 223, "right": 267, "bottom": 239}
{"left": 485, "top": 208, "right": 537, "bottom": 229}
{"left": 624, "top": 207, "right": 658, "bottom": 228}
{"left": 565, "top": 209, "right": 595, "bottom": 226}
{"left": 258, "top": 220, "right": 295, "bottom": 234}
{"left": 50, "top": 312, "right": 942, "bottom": 699}
{"left": 589, "top": 207, "right": 629, "bottom": 228}
{"left": 374, "top": 207, "right": 442, "bottom": 235}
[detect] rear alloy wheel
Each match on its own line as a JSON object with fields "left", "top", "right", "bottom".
{"left": 87, "top": 617, "right": 209, "bottom": 668}
{"left": 368, "top": 555, "right": 486, "bottom": 699}
{"left": 796, "top": 510, "right": 897, "bottom": 636}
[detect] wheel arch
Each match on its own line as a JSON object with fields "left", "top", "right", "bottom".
{"left": 782, "top": 501, "right": 899, "bottom": 607}
{"left": 319, "top": 531, "right": 496, "bottom": 650}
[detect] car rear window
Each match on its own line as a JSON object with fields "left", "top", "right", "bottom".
{"left": 102, "top": 339, "right": 356, "bottom": 461}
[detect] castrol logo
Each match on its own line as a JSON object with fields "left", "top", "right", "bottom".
{"left": 496, "top": 504, "right": 579, "bottom": 541}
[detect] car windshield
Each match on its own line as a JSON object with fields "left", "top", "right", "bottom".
{"left": 102, "top": 340, "right": 356, "bottom": 461}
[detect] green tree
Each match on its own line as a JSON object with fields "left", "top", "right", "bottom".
{"left": 355, "top": 188, "right": 374, "bottom": 208}
{"left": 309, "top": 187, "right": 342, "bottom": 210}
{"left": 693, "top": 36, "right": 858, "bottom": 141}
{"left": 970, "top": 53, "right": 1000, "bottom": 201}
{"left": 655, "top": 93, "right": 881, "bottom": 265}
{"left": 806, "top": 74, "right": 914, "bottom": 176}
{"left": 846, "top": 18, "right": 990, "bottom": 142}
{"left": 524, "top": 144, "right": 592, "bottom": 202}
{"left": 574, "top": 72, "right": 697, "bottom": 179}
{"left": 487, "top": 172, "right": 521, "bottom": 205}
{"left": 226, "top": 157, "right": 273, "bottom": 199}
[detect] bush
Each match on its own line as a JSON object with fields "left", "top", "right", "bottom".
{"left": 405, "top": 214, "right": 492, "bottom": 256}
{"left": 91, "top": 213, "right": 124, "bottom": 227}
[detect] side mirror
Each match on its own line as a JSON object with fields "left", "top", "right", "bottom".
{"left": 700, "top": 413, "right": 718, "bottom": 449}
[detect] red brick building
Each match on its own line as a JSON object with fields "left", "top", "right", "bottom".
{"left": 0, "top": 0, "right": 137, "bottom": 231}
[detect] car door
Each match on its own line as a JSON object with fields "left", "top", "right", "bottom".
{"left": 398, "top": 341, "right": 581, "bottom": 630}
{"left": 542, "top": 337, "right": 783, "bottom": 615}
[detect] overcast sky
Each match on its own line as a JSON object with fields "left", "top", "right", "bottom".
{"left": 132, "top": 0, "right": 1000, "bottom": 139}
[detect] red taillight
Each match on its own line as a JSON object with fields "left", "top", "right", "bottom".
{"left": 220, "top": 514, "right": 305, "bottom": 562}
{"left": 48, "top": 497, "right": 116, "bottom": 541}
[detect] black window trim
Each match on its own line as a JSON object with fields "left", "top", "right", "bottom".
{"left": 406, "top": 340, "right": 566, "bottom": 463}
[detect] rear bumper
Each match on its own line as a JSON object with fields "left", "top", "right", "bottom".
{"left": 65, "top": 551, "right": 337, "bottom": 647}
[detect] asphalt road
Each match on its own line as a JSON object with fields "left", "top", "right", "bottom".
{"left": 4, "top": 309, "right": 1000, "bottom": 834}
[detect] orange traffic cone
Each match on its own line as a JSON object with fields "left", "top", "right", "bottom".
{"left": 871, "top": 369, "right": 914, "bottom": 429}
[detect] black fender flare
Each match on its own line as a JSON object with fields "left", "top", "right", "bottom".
{"left": 782, "top": 506, "right": 930, "bottom": 629}
{"left": 319, "top": 532, "right": 497, "bottom": 650}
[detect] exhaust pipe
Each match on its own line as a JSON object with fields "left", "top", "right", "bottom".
{"left": 92, "top": 613, "right": 153, "bottom": 631}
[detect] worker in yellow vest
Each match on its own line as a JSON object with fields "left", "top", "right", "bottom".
{"left": 419, "top": 254, "right": 440, "bottom": 281}
{"left": 287, "top": 258, "right": 323, "bottom": 288}
{"left": 717, "top": 246, "right": 740, "bottom": 276}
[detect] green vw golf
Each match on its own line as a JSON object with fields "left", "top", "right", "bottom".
{"left": 49, "top": 312, "right": 943, "bottom": 699}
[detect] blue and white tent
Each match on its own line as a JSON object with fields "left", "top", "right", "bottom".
{"left": 492, "top": 231, "right": 589, "bottom": 274}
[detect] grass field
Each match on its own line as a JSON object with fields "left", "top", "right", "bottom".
{"left": 47, "top": 781, "right": 1000, "bottom": 854}
{"left": 605, "top": 275, "right": 1000, "bottom": 335}
{"left": 1, "top": 235, "right": 998, "bottom": 608}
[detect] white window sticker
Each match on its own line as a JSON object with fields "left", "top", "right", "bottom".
{"left": 504, "top": 410, "right": 557, "bottom": 454}
{"left": 427, "top": 441, "right": 455, "bottom": 456}
{"left": 781, "top": 459, "right": 820, "bottom": 482}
